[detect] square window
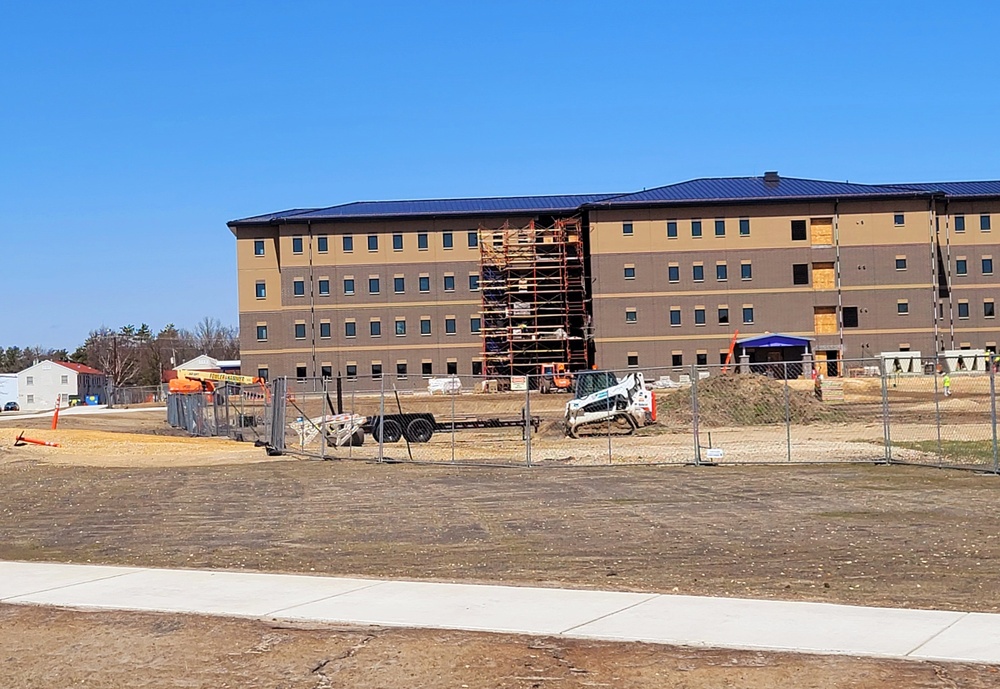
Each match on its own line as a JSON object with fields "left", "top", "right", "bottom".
{"left": 344, "top": 278, "right": 355, "bottom": 294}
{"left": 296, "top": 366, "right": 307, "bottom": 380}
{"left": 292, "top": 236, "right": 303, "bottom": 253}
{"left": 318, "top": 279, "right": 330, "bottom": 295}
{"left": 986, "top": 302, "right": 996, "bottom": 319}
{"left": 255, "top": 282, "right": 266, "bottom": 298}
{"left": 394, "top": 276, "right": 405, "bottom": 293}
{"left": 420, "top": 318, "right": 431, "bottom": 335}
{"left": 697, "top": 353, "right": 708, "bottom": 366}
{"left": 715, "top": 219, "right": 726, "bottom": 237}
{"left": 895, "top": 257, "right": 907, "bottom": 271}
{"left": 626, "top": 309, "right": 637, "bottom": 323}
{"left": 392, "top": 234, "right": 403, "bottom": 251}
{"left": 472, "top": 361, "right": 483, "bottom": 376}
{"left": 955, "top": 215, "right": 966, "bottom": 232}
{"left": 317, "top": 236, "right": 328, "bottom": 253}
{"left": 894, "top": 213, "right": 905, "bottom": 226}
{"left": 628, "top": 354, "right": 639, "bottom": 367}
{"left": 422, "top": 362, "right": 433, "bottom": 377}
{"left": 345, "top": 321, "right": 357, "bottom": 337}
{"left": 257, "top": 368, "right": 268, "bottom": 382}
{"left": 742, "top": 307, "right": 754, "bottom": 324}
{"left": 668, "top": 265, "right": 679, "bottom": 282}
{"left": 956, "top": 259, "right": 968, "bottom": 276}
{"left": 624, "top": 266, "right": 636, "bottom": 279}
{"left": 671, "top": 353, "right": 683, "bottom": 367}
{"left": 843, "top": 306, "right": 859, "bottom": 328}
{"left": 692, "top": 265, "right": 704, "bottom": 281}
{"left": 370, "top": 320, "right": 381, "bottom": 336}
{"left": 468, "top": 231, "right": 478, "bottom": 248}
{"left": 343, "top": 235, "right": 354, "bottom": 252}
{"left": 791, "top": 219, "right": 807, "bottom": 241}
{"left": 294, "top": 323, "right": 306, "bottom": 339}
{"left": 622, "top": 222, "right": 633, "bottom": 235}
{"left": 346, "top": 365, "right": 357, "bottom": 379}
{"left": 445, "top": 318, "right": 457, "bottom": 334}
{"left": 739, "top": 218, "right": 750, "bottom": 236}
{"left": 397, "top": 363, "right": 408, "bottom": 379}
{"left": 368, "top": 277, "right": 380, "bottom": 294}
{"left": 694, "top": 308, "right": 706, "bottom": 325}
{"left": 371, "top": 364, "right": 383, "bottom": 379}
{"left": 958, "top": 302, "right": 970, "bottom": 319}
{"left": 444, "top": 275, "right": 455, "bottom": 291}
{"left": 983, "top": 258, "right": 994, "bottom": 275}
{"left": 446, "top": 361, "right": 458, "bottom": 375}
{"left": 418, "top": 233, "right": 428, "bottom": 250}
{"left": 253, "top": 240, "right": 265, "bottom": 256}
{"left": 792, "top": 264, "right": 809, "bottom": 285}
{"left": 293, "top": 279, "right": 305, "bottom": 296}
{"left": 670, "top": 308, "right": 681, "bottom": 326}
{"left": 897, "top": 301, "right": 909, "bottom": 315}
{"left": 443, "top": 232, "right": 454, "bottom": 248}
{"left": 716, "top": 264, "right": 728, "bottom": 281}
{"left": 469, "top": 274, "right": 480, "bottom": 290}
{"left": 691, "top": 220, "right": 702, "bottom": 237}
{"left": 667, "top": 221, "right": 678, "bottom": 238}
{"left": 740, "top": 263, "right": 752, "bottom": 280}
{"left": 471, "top": 317, "right": 481, "bottom": 333}
{"left": 321, "top": 365, "right": 332, "bottom": 379}
{"left": 718, "top": 307, "right": 729, "bottom": 324}
{"left": 982, "top": 214, "right": 992, "bottom": 231}
{"left": 367, "top": 235, "right": 378, "bottom": 251}
{"left": 256, "top": 325, "right": 268, "bottom": 341}
{"left": 26, "top": 394, "right": 33, "bottom": 403}
{"left": 60, "top": 375, "right": 68, "bottom": 385}
{"left": 395, "top": 320, "right": 406, "bottom": 336}
{"left": 419, "top": 276, "right": 430, "bottom": 292}
{"left": 319, "top": 322, "right": 331, "bottom": 338}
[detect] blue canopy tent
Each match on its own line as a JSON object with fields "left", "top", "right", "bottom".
{"left": 736, "top": 334, "right": 812, "bottom": 379}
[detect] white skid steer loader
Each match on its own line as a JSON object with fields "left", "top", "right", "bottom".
{"left": 564, "top": 370, "right": 654, "bottom": 438}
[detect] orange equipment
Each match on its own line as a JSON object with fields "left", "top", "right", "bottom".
{"left": 168, "top": 369, "right": 267, "bottom": 399}
{"left": 539, "top": 363, "right": 574, "bottom": 394}
{"left": 721, "top": 330, "right": 740, "bottom": 373}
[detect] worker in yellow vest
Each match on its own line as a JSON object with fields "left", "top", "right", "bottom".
{"left": 943, "top": 373, "right": 952, "bottom": 397}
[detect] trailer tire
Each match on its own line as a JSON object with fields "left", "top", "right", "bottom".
{"left": 405, "top": 417, "right": 434, "bottom": 443}
{"left": 350, "top": 428, "right": 365, "bottom": 446}
{"left": 372, "top": 418, "right": 403, "bottom": 443}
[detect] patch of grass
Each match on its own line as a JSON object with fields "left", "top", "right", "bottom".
{"left": 895, "top": 439, "right": 999, "bottom": 466}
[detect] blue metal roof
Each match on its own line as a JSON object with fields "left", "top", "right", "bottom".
{"left": 738, "top": 333, "right": 813, "bottom": 348}
{"left": 893, "top": 181, "right": 1000, "bottom": 197}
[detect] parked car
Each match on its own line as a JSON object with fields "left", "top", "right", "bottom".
{"left": 3, "top": 402, "right": 19, "bottom": 412}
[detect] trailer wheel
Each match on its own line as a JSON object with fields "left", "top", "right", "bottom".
{"left": 349, "top": 428, "right": 365, "bottom": 446}
{"left": 372, "top": 418, "right": 403, "bottom": 443}
{"left": 405, "top": 417, "right": 434, "bottom": 443}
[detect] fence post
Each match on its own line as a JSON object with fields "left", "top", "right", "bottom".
{"left": 783, "top": 362, "right": 791, "bottom": 462}
{"left": 933, "top": 358, "right": 942, "bottom": 466}
{"left": 991, "top": 365, "right": 999, "bottom": 474}
{"left": 451, "top": 373, "right": 457, "bottom": 464}
{"left": 320, "top": 378, "right": 328, "bottom": 461}
{"left": 524, "top": 373, "right": 532, "bottom": 467}
{"left": 377, "top": 372, "right": 385, "bottom": 463}
{"left": 691, "top": 364, "right": 702, "bottom": 465}
{"left": 880, "top": 360, "right": 891, "bottom": 463}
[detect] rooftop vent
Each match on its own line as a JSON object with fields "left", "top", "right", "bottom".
{"left": 763, "top": 171, "right": 780, "bottom": 186}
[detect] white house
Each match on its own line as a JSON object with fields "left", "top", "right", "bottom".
{"left": 0, "top": 373, "right": 17, "bottom": 408}
{"left": 17, "top": 361, "right": 107, "bottom": 411}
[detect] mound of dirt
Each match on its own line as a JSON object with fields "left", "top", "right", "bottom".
{"left": 656, "top": 374, "right": 830, "bottom": 427}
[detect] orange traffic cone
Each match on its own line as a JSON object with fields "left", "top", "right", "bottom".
{"left": 15, "top": 431, "right": 61, "bottom": 448}
{"left": 52, "top": 398, "right": 60, "bottom": 430}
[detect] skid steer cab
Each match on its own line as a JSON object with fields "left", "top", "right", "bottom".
{"left": 563, "top": 370, "right": 655, "bottom": 438}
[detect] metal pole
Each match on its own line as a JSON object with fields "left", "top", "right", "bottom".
{"left": 377, "top": 371, "right": 385, "bottom": 463}
{"left": 691, "top": 364, "right": 701, "bottom": 465}
{"left": 451, "top": 373, "right": 456, "bottom": 464}
{"left": 349, "top": 377, "right": 356, "bottom": 461}
{"left": 880, "top": 359, "right": 891, "bottom": 463}
{"left": 606, "top": 371, "right": 613, "bottom": 465}
{"left": 320, "top": 379, "right": 328, "bottom": 461}
{"left": 784, "top": 362, "right": 791, "bottom": 462}
{"left": 933, "top": 359, "right": 942, "bottom": 466}
{"left": 991, "top": 365, "right": 999, "bottom": 474}
{"left": 524, "top": 373, "right": 532, "bottom": 467}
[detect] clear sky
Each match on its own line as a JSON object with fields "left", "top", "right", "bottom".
{"left": 2, "top": 1, "right": 998, "bottom": 350}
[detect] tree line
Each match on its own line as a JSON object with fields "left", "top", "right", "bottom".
{"left": 0, "top": 318, "right": 239, "bottom": 386}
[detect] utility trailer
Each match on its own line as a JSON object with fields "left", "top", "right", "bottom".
{"left": 364, "top": 411, "right": 540, "bottom": 444}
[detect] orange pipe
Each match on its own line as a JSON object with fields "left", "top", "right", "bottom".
{"left": 51, "top": 399, "right": 60, "bottom": 430}
{"left": 15, "top": 432, "right": 61, "bottom": 448}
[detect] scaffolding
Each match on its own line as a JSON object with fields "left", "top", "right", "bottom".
{"left": 479, "top": 217, "right": 591, "bottom": 378}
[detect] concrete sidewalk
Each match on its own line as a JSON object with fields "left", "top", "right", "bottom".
{"left": 2, "top": 561, "right": 998, "bottom": 665}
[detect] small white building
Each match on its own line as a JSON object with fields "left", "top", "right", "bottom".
{"left": 17, "top": 361, "right": 107, "bottom": 411}
{"left": 0, "top": 373, "right": 17, "bottom": 408}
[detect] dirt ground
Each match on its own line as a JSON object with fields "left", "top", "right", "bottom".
{"left": 4, "top": 407, "right": 1000, "bottom": 686}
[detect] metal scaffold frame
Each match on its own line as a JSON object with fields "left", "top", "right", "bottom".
{"left": 478, "top": 217, "right": 591, "bottom": 378}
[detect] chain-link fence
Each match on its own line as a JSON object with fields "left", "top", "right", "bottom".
{"left": 110, "top": 384, "right": 168, "bottom": 407}
{"left": 166, "top": 385, "right": 268, "bottom": 442}
{"left": 245, "top": 357, "right": 1000, "bottom": 472}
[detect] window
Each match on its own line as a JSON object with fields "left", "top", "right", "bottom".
{"left": 419, "top": 275, "right": 430, "bottom": 292}
{"left": 321, "top": 365, "right": 332, "bottom": 379}
{"left": 691, "top": 220, "right": 702, "bottom": 238}
{"left": 716, "top": 263, "right": 728, "bottom": 281}
{"left": 343, "top": 236, "right": 354, "bottom": 252}
{"left": 718, "top": 307, "right": 729, "bottom": 325}
{"left": 843, "top": 306, "right": 859, "bottom": 328}
{"left": 697, "top": 353, "right": 708, "bottom": 366}
{"left": 956, "top": 259, "right": 968, "bottom": 276}
{"left": 368, "top": 277, "right": 380, "bottom": 294}
{"left": 622, "top": 222, "right": 633, "bottom": 235}
{"left": 739, "top": 218, "right": 750, "bottom": 236}
{"left": 955, "top": 215, "right": 966, "bottom": 232}
{"left": 670, "top": 308, "right": 681, "bottom": 326}
{"left": 395, "top": 319, "right": 406, "bottom": 336}
{"left": 897, "top": 301, "right": 909, "bottom": 315}
{"left": 792, "top": 264, "right": 809, "bottom": 285}
{"left": 254, "top": 239, "right": 265, "bottom": 256}
{"left": 983, "top": 257, "right": 994, "bottom": 275}
{"left": 628, "top": 354, "right": 639, "bottom": 367}
{"left": 422, "top": 362, "right": 433, "bottom": 377}
{"left": 443, "top": 275, "right": 455, "bottom": 291}
{"left": 344, "top": 278, "right": 355, "bottom": 294}
{"left": 296, "top": 366, "right": 307, "bottom": 380}
{"left": 447, "top": 361, "right": 458, "bottom": 375}
{"left": 345, "top": 321, "right": 356, "bottom": 337}
{"left": 626, "top": 308, "right": 637, "bottom": 323}
{"left": 445, "top": 317, "right": 457, "bottom": 334}
{"left": 256, "top": 325, "right": 267, "bottom": 341}
{"left": 958, "top": 301, "right": 970, "bottom": 319}
{"left": 394, "top": 276, "right": 405, "bottom": 293}
{"left": 667, "top": 221, "right": 678, "bottom": 238}
{"left": 293, "top": 279, "right": 305, "bottom": 296}
{"left": 471, "top": 317, "right": 481, "bottom": 333}
{"left": 715, "top": 219, "right": 726, "bottom": 237}
{"left": 420, "top": 318, "right": 431, "bottom": 335}
{"left": 982, "top": 214, "right": 992, "bottom": 231}
{"left": 370, "top": 320, "right": 381, "bottom": 337}
{"left": 692, "top": 264, "right": 704, "bottom": 282}
{"left": 346, "top": 364, "right": 357, "bottom": 379}
{"left": 319, "top": 322, "right": 331, "bottom": 338}
{"left": 986, "top": 301, "right": 996, "bottom": 319}
{"left": 294, "top": 323, "right": 306, "bottom": 339}
{"left": 672, "top": 353, "right": 683, "bottom": 367}
{"left": 392, "top": 234, "right": 403, "bottom": 251}
{"left": 371, "top": 364, "right": 382, "bottom": 380}
{"left": 443, "top": 232, "right": 454, "bottom": 249}
{"left": 469, "top": 274, "right": 480, "bottom": 290}
{"left": 624, "top": 266, "right": 636, "bottom": 280}
{"left": 26, "top": 394, "right": 34, "bottom": 404}
{"left": 791, "top": 219, "right": 807, "bottom": 241}
{"left": 317, "top": 236, "right": 328, "bottom": 253}
{"left": 468, "top": 231, "right": 478, "bottom": 248}
{"left": 257, "top": 368, "right": 268, "bottom": 382}
{"left": 472, "top": 361, "right": 483, "bottom": 376}
{"left": 894, "top": 213, "right": 905, "bottom": 226}
{"left": 318, "top": 279, "right": 330, "bottom": 295}
{"left": 895, "top": 257, "right": 907, "bottom": 271}
{"left": 418, "top": 233, "right": 428, "bottom": 250}
{"left": 694, "top": 308, "right": 706, "bottom": 325}
{"left": 60, "top": 375, "right": 68, "bottom": 385}
{"left": 255, "top": 282, "right": 266, "bottom": 298}
{"left": 397, "top": 362, "right": 408, "bottom": 379}
{"left": 292, "top": 236, "right": 303, "bottom": 254}
{"left": 367, "top": 235, "right": 378, "bottom": 251}
{"left": 740, "top": 263, "right": 752, "bottom": 280}
{"left": 668, "top": 265, "right": 679, "bottom": 282}
{"left": 742, "top": 306, "right": 754, "bottom": 324}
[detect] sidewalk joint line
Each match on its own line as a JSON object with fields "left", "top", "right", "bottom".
{"left": 0, "top": 568, "right": 148, "bottom": 602}
{"left": 262, "top": 581, "right": 388, "bottom": 617}
{"left": 558, "top": 593, "right": 659, "bottom": 635}
{"left": 904, "top": 612, "right": 969, "bottom": 657}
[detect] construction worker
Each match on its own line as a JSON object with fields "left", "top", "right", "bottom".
{"left": 943, "top": 372, "right": 952, "bottom": 397}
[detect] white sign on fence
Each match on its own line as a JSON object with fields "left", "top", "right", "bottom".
{"left": 705, "top": 448, "right": 725, "bottom": 460}
{"left": 510, "top": 376, "right": 528, "bottom": 391}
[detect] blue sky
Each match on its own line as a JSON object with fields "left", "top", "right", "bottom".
{"left": 2, "top": 1, "right": 998, "bottom": 349}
